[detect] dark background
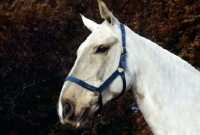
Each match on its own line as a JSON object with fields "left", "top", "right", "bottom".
{"left": 1, "top": 0, "right": 200, "bottom": 134}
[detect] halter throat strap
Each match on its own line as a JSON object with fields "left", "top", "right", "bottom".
{"left": 65, "top": 23, "right": 127, "bottom": 116}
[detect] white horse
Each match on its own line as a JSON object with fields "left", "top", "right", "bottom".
{"left": 58, "top": 0, "right": 200, "bottom": 134}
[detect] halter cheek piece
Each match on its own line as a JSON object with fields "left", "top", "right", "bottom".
{"left": 65, "top": 23, "right": 127, "bottom": 116}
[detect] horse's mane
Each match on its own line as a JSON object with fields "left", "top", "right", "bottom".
{"left": 140, "top": 35, "right": 199, "bottom": 76}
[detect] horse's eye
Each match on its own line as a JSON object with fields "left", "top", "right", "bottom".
{"left": 96, "top": 45, "right": 109, "bottom": 53}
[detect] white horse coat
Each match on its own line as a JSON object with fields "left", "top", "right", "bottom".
{"left": 130, "top": 31, "right": 200, "bottom": 135}
{"left": 58, "top": 1, "right": 200, "bottom": 134}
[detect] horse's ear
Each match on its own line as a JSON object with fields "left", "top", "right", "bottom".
{"left": 97, "top": 0, "right": 118, "bottom": 25}
{"left": 80, "top": 14, "right": 99, "bottom": 32}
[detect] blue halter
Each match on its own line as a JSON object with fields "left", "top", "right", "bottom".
{"left": 65, "top": 23, "right": 127, "bottom": 116}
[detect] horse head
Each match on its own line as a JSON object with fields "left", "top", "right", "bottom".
{"left": 57, "top": 0, "right": 134, "bottom": 128}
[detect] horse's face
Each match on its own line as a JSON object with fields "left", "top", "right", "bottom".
{"left": 58, "top": 0, "right": 127, "bottom": 128}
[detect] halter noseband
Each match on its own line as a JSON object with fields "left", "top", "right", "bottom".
{"left": 65, "top": 23, "right": 127, "bottom": 116}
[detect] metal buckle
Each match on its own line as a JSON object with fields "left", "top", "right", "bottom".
{"left": 122, "top": 47, "right": 126, "bottom": 56}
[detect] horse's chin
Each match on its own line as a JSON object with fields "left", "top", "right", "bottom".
{"left": 60, "top": 108, "right": 89, "bottom": 128}
{"left": 60, "top": 103, "right": 100, "bottom": 128}
{"left": 74, "top": 104, "right": 101, "bottom": 128}
{"left": 74, "top": 108, "right": 90, "bottom": 128}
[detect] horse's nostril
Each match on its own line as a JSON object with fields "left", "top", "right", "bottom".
{"left": 63, "top": 101, "right": 74, "bottom": 119}
{"left": 64, "top": 103, "right": 70, "bottom": 114}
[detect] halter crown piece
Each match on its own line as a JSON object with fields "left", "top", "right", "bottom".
{"left": 65, "top": 23, "right": 127, "bottom": 116}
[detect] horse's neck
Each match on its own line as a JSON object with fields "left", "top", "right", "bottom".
{"left": 127, "top": 29, "right": 200, "bottom": 135}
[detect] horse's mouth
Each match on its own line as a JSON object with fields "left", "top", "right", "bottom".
{"left": 75, "top": 108, "right": 89, "bottom": 128}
